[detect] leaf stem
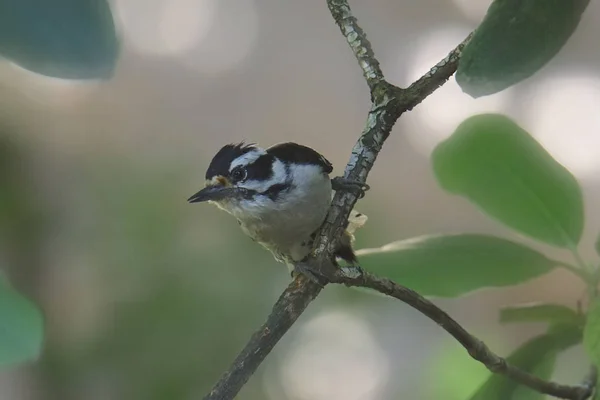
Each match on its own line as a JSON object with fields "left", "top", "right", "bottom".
{"left": 569, "top": 245, "right": 590, "bottom": 271}
{"left": 567, "top": 244, "right": 600, "bottom": 302}
{"left": 558, "top": 260, "right": 593, "bottom": 282}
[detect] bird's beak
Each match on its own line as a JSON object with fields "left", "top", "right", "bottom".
{"left": 188, "top": 185, "right": 238, "bottom": 203}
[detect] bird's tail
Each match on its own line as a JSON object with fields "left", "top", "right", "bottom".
{"left": 335, "top": 210, "right": 368, "bottom": 266}
{"left": 347, "top": 209, "right": 368, "bottom": 237}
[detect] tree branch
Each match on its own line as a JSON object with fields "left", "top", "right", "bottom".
{"left": 203, "top": 276, "right": 321, "bottom": 400}
{"left": 313, "top": 6, "right": 471, "bottom": 264}
{"left": 331, "top": 269, "right": 596, "bottom": 400}
{"left": 203, "top": 2, "right": 469, "bottom": 399}
{"left": 203, "top": 9, "right": 467, "bottom": 400}
{"left": 202, "top": 1, "right": 595, "bottom": 400}
{"left": 326, "top": 0, "right": 384, "bottom": 90}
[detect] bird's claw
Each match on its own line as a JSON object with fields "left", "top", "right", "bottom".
{"left": 291, "top": 262, "right": 328, "bottom": 287}
{"left": 331, "top": 177, "right": 370, "bottom": 199}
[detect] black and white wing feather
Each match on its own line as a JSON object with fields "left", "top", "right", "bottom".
{"left": 267, "top": 142, "right": 333, "bottom": 174}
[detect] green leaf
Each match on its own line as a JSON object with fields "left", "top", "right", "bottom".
{"left": 457, "top": 0, "right": 589, "bottom": 97}
{"left": 595, "top": 233, "right": 600, "bottom": 257}
{"left": 500, "top": 303, "right": 583, "bottom": 326}
{"left": 428, "top": 339, "right": 489, "bottom": 400}
{"left": 0, "top": 282, "right": 44, "bottom": 366}
{"left": 0, "top": 0, "right": 119, "bottom": 79}
{"left": 432, "top": 114, "right": 584, "bottom": 248}
{"left": 509, "top": 352, "right": 556, "bottom": 400}
{"left": 583, "top": 299, "right": 600, "bottom": 369}
{"left": 470, "top": 326, "right": 581, "bottom": 400}
{"left": 357, "top": 234, "right": 557, "bottom": 297}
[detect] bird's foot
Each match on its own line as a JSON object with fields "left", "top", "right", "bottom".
{"left": 291, "top": 262, "right": 329, "bottom": 287}
{"left": 331, "top": 177, "right": 370, "bottom": 199}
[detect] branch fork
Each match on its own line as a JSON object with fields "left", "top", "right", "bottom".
{"left": 202, "top": 1, "right": 597, "bottom": 399}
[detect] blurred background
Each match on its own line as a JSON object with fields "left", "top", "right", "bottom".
{"left": 1, "top": 0, "right": 600, "bottom": 399}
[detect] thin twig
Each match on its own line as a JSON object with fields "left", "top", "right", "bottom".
{"left": 326, "top": 0, "right": 384, "bottom": 90}
{"left": 332, "top": 269, "right": 595, "bottom": 400}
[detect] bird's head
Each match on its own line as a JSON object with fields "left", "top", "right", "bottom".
{"left": 188, "top": 143, "right": 280, "bottom": 210}
{"left": 189, "top": 141, "right": 333, "bottom": 220}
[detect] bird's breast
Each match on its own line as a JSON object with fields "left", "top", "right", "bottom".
{"left": 236, "top": 172, "right": 332, "bottom": 262}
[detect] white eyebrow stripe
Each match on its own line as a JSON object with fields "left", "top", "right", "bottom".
{"left": 271, "top": 159, "right": 287, "bottom": 184}
{"left": 238, "top": 159, "right": 288, "bottom": 193}
{"left": 229, "top": 148, "right": 266, "bottom": 171}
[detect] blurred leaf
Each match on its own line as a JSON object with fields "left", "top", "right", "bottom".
{"left": 508, "top": 354, "right": 557, "bottom": 400}
{"left": 0, "top": 281, "right": 44, "bottom": 366}
{"left": 0, "top": 133, "right": 48, "bottom": 279}
{"left": 595, "top": 233, "right": 600, "bottom": 257}
{"left": 72, "top": 163, "right": 280, "bottom": 399}
{"left": 429, "top": 337, "right": 490, "bottom": 400}
{"left": 583, "top": 300, "right": 600, "bottom": 368}
{"left": 470, "top": 326, "right": 582, "bottom": 400}
{"left": 0, "top": 0, "right": 118, "bottom": 79}
{"left": 457, "top": 0, "right": 589, "bottom": 97}
{"left": 500, "top": 303, "right": 583, "bottom": 326}
{"left": 432, "top": 114, "right": 584, "bottom": 248}
{"left": 357, "top": 234, "right": 557, "bottom": 297}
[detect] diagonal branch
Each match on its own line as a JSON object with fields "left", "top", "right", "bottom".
{"left": 203, "top": 276, "right": 321, "bottom": 400}
{"left": 331, "top": 269, "right": 596, "bottom": 400}
{"left": 312, "top": 11, "right": 471, "bottom": 269}
{"left": 326, "top": 0, "right": 384, "bottom": 90}
{"left": 203, "top": 2, "right": 468, "bottom": 397}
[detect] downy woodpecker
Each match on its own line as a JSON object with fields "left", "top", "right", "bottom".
{"left": 188, "top": 142, "right": 367, "bottom": 278}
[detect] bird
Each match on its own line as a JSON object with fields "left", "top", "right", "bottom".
{"left": 187, "top": 142, "right": 367, "bottom": 280}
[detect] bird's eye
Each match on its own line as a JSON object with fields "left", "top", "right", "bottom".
{"left": 230, "top": 167, "right": 247, "bottom": 183}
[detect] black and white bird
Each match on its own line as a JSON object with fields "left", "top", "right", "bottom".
{"left": 188, "top": 142, "right": 367, "bottom": 278}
